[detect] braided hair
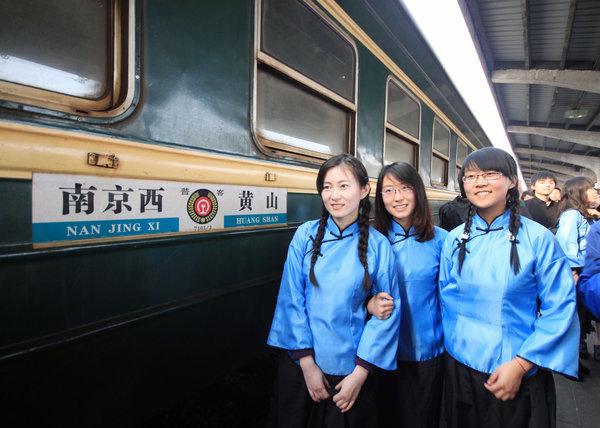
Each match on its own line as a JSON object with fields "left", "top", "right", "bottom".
{"left": 374, "top": 162, "right": 435, "bottom": 242}
{"left": 456, "top": 147, "right": 522, "bottom": 274}
{"left": 309, "top": 154, "right": 372, "bottom": 291}
{"left": 309, "top": 205, "right": 329, "bottom": 287}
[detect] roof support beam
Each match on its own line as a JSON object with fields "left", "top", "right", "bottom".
{"left": 518, "top": 160, "right": 587, "bottom": 180}
{"left": 520, "top": 168, "right": 570, "bottom": 186}
{"left": 587, "top": 108, "right": 600, "bottom": 131}
{"left": 521, "top": 0, "right": 531, "bottom": 163}
{"left": 520, "top": 167, "right": 571, "bottom": 178}
{"left": 508, "top": 126, "right": 600, "bottom": 149}
{"left": 492, "top": 69, "right": 600, "bottom": 94}
{"left": 514, "top": 147, "right": 599, "bottom": 182}
{"left": 520, "top": 0, "right": 530, "bottom": 70}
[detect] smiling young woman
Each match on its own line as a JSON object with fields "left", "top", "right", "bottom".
{"left": 267, "top": 154, "right": 401, "bottom": 428}
{"left": 461, "top": 169, "right": 515, "bottom": 225}
{"left": 368, "top": 162, "right": 447, "bottom": 428}
{"left": 320, "top": 164, "right": 370, "bottom": 231}
{"left": 438, "top": 147, "right": 579, "bottom": 428}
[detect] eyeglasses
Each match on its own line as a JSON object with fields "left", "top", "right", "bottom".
{"left": 381, "top": 185, "right": 414, "bottom": 197}
{"left": 462, "top": 171, "right": 504, "bottom": 183}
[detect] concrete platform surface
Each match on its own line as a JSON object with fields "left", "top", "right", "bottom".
{"left": 556, "top": 334, "right": 600, "bottom": 428}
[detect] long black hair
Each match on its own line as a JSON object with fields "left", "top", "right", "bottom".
{"left": 456, "top": 147, "right": 521, "bottom": 274}
{"left": 374, "top": 162, "right": 434, "bottom": 241}
{"left": 310, "top": 154, "right": 372, "bottom": 291}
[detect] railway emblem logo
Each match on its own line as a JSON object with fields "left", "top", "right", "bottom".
{"left": 187, "top": 189, "right": 218, "bottom": 224}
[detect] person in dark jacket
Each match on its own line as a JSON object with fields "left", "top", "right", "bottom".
{"left": 438, "top": 195, "right": 470, "bottom": 231}
{"left": 524, "top": 171, "right": 559, "bottom": 229}
{"left": 440, "top": 193, "right": 531, "bottom": 231}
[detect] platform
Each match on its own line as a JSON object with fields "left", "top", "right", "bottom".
{"left": 556, "top": 334, "right": 600, "bottom": 428}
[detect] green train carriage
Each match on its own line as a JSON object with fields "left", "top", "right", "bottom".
{"left": 0, "top": 0, "right": 491, "bottom": 425}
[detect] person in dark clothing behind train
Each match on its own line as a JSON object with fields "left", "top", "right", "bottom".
{"left": 440, "top": 192, "right": 532, "bottom": 233}
{"left": 524, "top": 171, "right": 560, "bottom": 229}
{"left": 438, "top": 195, "right": 470, "bottom": 232}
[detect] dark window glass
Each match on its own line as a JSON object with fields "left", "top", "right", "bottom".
{"left": 256, "top": 68, "right": 348, "bottom": 156}
{"left": 387, "top": 81, "right": 420, "bottom": 139}
{"left": 0, "top": 0, "right": 111, "bottom": 99}
{"left": 385, "top": 131, "right": 417, "bottom": 167}
{"left": 261, "top": 0, "right": 355, "bottom": 101}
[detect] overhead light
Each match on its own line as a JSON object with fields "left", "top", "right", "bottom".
{"left": 565, "top": 109, "right": 588, "bottom": 119}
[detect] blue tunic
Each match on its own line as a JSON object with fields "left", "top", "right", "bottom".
{"left": 578, "top": 221, "right": 600, "bottom": 318}
{"left": 439, "top": 211, "right": 579, "bottom": 377}
{"left": 388, "top": 221, "right": 447, "bottom": 361}
{"left": 267, "top": 216, "right": 401, "bottom": 375}
{"left": 555, "top": 209, "right": 590, "bottom": 269}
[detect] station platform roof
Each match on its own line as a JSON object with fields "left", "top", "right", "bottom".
{"left": 458, "top": 0, "right": 600, "bottom": 187}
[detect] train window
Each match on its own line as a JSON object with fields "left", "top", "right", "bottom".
{"left": 384, "top": 79, "right": 420, "bottom": 169}
{"left": 0, "top": 0, "right": 135, "bottom": 118}
{"left": 256, "top": 69, "right": 350, "bottom": 157}
{"left": 431, "top": 118, "right": 450, "bottom": 186}
{"left": 386, "top": 80, "right": 420, "bottom": 139}
{"left": 385, "top": 132, "right": 418, "bottom": 167}
{"left": 456, "top": 138, "right": 469, "bottom": 166}
{"left": 254, "top": 0, "right": 357, "bottom": 161}
{"left": 261, "top": 0, "right": 354, "bottom": 101}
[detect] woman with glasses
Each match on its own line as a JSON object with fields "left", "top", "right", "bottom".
{"left": 438, "top": 147, "right": 579, "bottom": 428}
{"left": 267, "top": 154, "right": 401, "bottom": 428}
{"left": 367, "top": 161, "right": 447, "bottom": 428}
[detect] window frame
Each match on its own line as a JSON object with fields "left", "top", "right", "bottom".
{"left": 252, "top": 0, "right": 358, "bottom": 163}
{"left": 0, "top": 0, "right": 137, "bottom": 120}
{"left": 383, "top": 77, "right": 420, "bottom": 169}
{"left": 431, "top": 117, "right": 450, "bottom": 187}
{"left": 456, "top": 138, "right": 469, "bottom": 168}
{"left": 455, "top": 138, "right": 471, "bottom": 188}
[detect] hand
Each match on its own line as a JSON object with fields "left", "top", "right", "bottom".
{"left": 332, "top": 365, "right": 368, "bottom": 413}
{"left": 299, "top": 355, "right": 331, "bottom": 402}
{"left": 483, "top": 357, "right": 533, "bottom": 401}
{"left": 366, "top": 292, "right": 394, "bottom": 320}
{"left": 573, "top": 270, "right": 579, "bottom": 285}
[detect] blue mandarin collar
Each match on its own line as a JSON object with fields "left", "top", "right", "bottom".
{"left": 325, "top": 215, "right": 359, "bottom": 239}
{"left": 387, "top": 223, "right": 446, "bottom": 361}
{"left": 389, "top": 220, "right": 417, "bottom": 243}
{"left": 267, "top": 218, "right": 401, "bottom": 374}
{"left": 472, "top": 210, "right": 510, "bottom": 231}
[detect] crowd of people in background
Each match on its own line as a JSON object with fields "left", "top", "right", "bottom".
{"left": 518, "top": 171, "right": 600, "bottom": 374}
{"left": 266, "top": 149, "right": 593, "bottom": 428}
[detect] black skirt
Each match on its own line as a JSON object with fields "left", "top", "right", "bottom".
{"left": 440, "top": 353, "right": 556, "bottom": 428}
{"left": 267, "top": 351, "right": 377, "bottom": 428}
{"left": 376, "top": 354, "right": 443, "bottom": 428}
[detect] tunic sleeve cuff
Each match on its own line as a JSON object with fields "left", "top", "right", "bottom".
{"left": 290, "top": 349, "right": 315, "bottom": 360}
{"left": 355, "top": 357, "right": 374, "bottom": 374}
